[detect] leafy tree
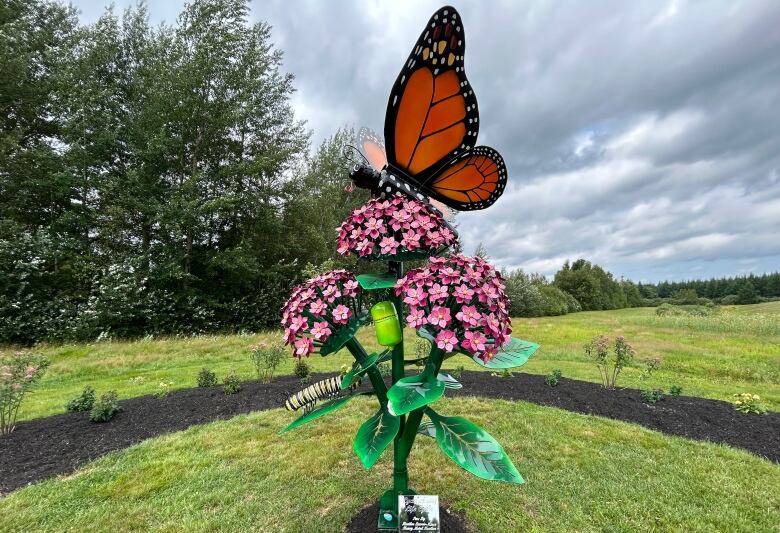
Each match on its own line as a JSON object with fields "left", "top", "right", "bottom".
{"left": 503, "top": 269, "right": 580, "bottom": 317}
{"left": 621, "top": 280, "right": 643, "bottom": 307}
{"left": 553, "top": 259, "right": 626, "bottom": 311}
{"left": 672, "top": 288, "right": 700, "bottom": 304}
{"left": 736, "top": 281, "right": 758, "bottom": 305}
{"left": 281, "top": 128, "right": 368, "bottom": 268}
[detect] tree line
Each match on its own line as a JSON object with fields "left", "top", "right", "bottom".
{"left": 502, "top": 260, "right": 779, "bottom": 318}
{"left": 637, "top": 273, "right": 780, "bottom": 305}
{"left": 1, "top": 0, "right": 366, "bottom": 344}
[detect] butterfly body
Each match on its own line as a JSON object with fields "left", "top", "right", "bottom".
{"left": 349, "top": 163, "right": 429, "bottom": 203}
{"left": 354, "top": 6, "right": 508, "bottom": 213}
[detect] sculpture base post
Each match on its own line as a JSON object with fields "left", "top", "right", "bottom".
{"left": 378, "top": 487, "right": 416, "bottom": 530}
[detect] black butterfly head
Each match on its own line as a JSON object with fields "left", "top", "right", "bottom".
{"left": 349, "top": 163, "right": 382, "bottom": 193}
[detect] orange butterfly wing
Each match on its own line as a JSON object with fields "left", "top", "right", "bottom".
{"left": 384, "top": 6, "right": 478, "bottom": 186}
{"left": 357, "top": 127, "right": 388, "bottom": 171}
{"left": 429, "top": 146, "right": 507, "bottom": 210}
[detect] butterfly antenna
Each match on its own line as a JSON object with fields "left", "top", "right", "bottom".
{"left": 343, "top": 144, "right": 369, "bottom": 167}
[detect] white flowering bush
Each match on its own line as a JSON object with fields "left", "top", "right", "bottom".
{"left": 0, "top": 351, "right": 50, "bottom": 435}
{"left": 732, "top": 393, "right": 767, "bottom": 415}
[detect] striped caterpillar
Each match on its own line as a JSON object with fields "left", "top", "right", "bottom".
{"left": 285, "top": 375, "right": 362, "bottom": 414}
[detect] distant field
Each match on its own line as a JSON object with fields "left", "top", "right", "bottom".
{"left": 10, "top": 302, "right": 780, "bottom": 421}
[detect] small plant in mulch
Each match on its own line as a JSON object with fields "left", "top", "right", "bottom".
{"left": 732, "top": 393, "right": 767, "bottom": 415}
{"left": 669, "top": 385, "right": 683, "bottom": 396}
{"left": 377, "top": 361, "right": 392, "bottom": 378}
{"left": 293, "top": 359, "right": 311, "bottom": 381}
{"left": 641, "top": 389, "right": 665, "bottom": 404}
{"left": 90, "top": 391, "right": 120, "bottom": 423}
{"left": 491, "top": 369, "right": 514, "bottom": 378}
{"left": 154, "top": 380, "right": 174, "bottom": 399}
{"left": 545, "top": 369, "right": 562, "bottom": 387}
{"left": 584, "top": 335, "right": 635, "bottom": 389}
{"left": 223, "top": 372, "right": 241, "bottom": 395}
{"left": 0, "top": 351, "right": 50, "bottom": 436}
{"left": 197, "top": 368, "right": 217, "bottom": 387}
{"left": 451, "top": 365, "right": 465, "bottom": 380}
{"left": 249, "top": 341, "right": 285, "bottom": 383}
{"left": 641, "top": 356, "right": 662, "bottom": 380}
{"left": 66, "top": 385, "right": 96, "bottom": 412}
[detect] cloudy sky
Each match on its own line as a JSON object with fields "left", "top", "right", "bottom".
{"left": 72, "top": 0, "right": 780, "bottom": 282}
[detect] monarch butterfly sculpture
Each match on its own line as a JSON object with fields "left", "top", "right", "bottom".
{"left": 350, "top": 6, "right": 507, "bottom": 212}
{"left": 281, "top": 6, "right": 538, "bottom": 530}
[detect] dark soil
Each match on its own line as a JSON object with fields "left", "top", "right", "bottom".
{"left": 1, "top": 372, "right": 778, "bottom": 496}
{"left": 0, "top": 375, "right": 312, "bottom": 495}
{"left": 449, "top": 372, "right": 780, "bottom": 463}
{"left": 346, "top": 502, "right": 472, "bottom": 533}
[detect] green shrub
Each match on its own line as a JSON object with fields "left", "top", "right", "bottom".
{"left": 154, "top": 380, "right": 173, "bottom": 399}
{"left": 197, "top": 368, "right": 217, "bottom": 387}
{"left": 640, "top": 389, "right": 665, "bottom": 404}
{"left": 223, "top": 372, "right": 241, "bottom": 395}
{"left": 720, "top": 294, "right": 739, "bottom": 305}
{"left": 377, "top": 361, "right": 392, "bottom": 378}
{"left": 656, "top": 303, "right": 716, "bottom": 317}
{"left": 90, "top": 391, "right": 120, "bottom": 423}
{"left": 545, "top": 369, "right": 562, "bottom": 387}
{"left": 293, "top": 359, "right": 311, "bottom": 380}
{"left": 656, "top": 303, "right": 680, "bottom": 316}
{"left": 249, "top": 341, "right": 285, "bottom": 383}
{"left": 732, "top": 393, "right": 767, "bottom": 414}
{"left": 0, "top": 351, "right": 50, "bottom": 436}
{"left": 641, "top": 356, "right": 662, "bottom": 380}
{"left": 451, "top": 365, "right": 465, "bottom": 380}
{"left": 584, "top": 335, "right": 634, "bottom": 389}
{"left": 669, "top": 385, "right": 683, "bottom": 396}
{"left": 411, "top": 338, "right": 430, "bottom": 367}
{"left": 66, "top": 385, "right": 96, "bottom": 412}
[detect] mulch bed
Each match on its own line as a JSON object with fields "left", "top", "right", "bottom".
{"left": 1, "top": 372, "right": 778, "bottom": 495}
{"left": 448, "top": 373, "right": 780, "bottom": 462}
{"left": 346, "top": 502, "right": 472, "bottom": 533}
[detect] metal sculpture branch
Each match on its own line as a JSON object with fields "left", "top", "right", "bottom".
{"left": 280, "top": 195, "right": 538, "bottom": 528}
{"left": 280, "top": 5, "right": 536, "bottom": 528}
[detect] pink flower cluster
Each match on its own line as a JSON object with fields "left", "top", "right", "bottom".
{"left": 281, "top": 270, "right": 362, "bottom": 358}
{"left": 395, "top": 255, "right": 512, "bottom": 363}
{"left": 336, "top": 194, "right": 458, "bottom": 258}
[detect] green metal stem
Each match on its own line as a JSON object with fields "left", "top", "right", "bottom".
{"left": 397, "top": 348, "right": 444, "bottom": 459}
{"left": 389, "top": 261, "right": 408, "bottom": 494}
{"left": 345, "top": 337, "right": 388, "bottom": 404}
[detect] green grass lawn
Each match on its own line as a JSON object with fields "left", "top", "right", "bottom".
{"left": 1, "top": 397, "right": 777, "bottom": 532}
{"left": 12, "top": 302, "right": 779, "bottom": 421}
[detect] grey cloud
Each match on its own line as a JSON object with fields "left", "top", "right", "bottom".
{"left": 72, "top": 0, "right": 780, "bottom": 281}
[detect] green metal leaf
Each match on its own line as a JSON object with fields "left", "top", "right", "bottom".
{"left": 353, "top": 405, "right": 400, "bottom": 469}
{"left": 356, "top": 273, "right": 397, "bottom": 290}
{"left": 437, "top": 372, "right": 463, "bottom": 389}
{"left": 417, "top": 421, "right": 436, "bottom": 439}
{"left": 426, "top": 407, "right": 524, "bottom": 484}
{"left": 281, "top": 394, "right": 356, "bottom": 433}
{"left": 387, "top": 370, "right": 445, "bottom": 416}
{"left": 341, "top": 349, "right": 389, "bottom": 389}
{"left": 471, "top": 336, "right": 539, "bottom": 369}
{"left": 319, "top": 311, "right": 369, "bottom": 356}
